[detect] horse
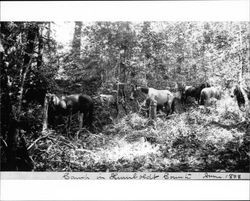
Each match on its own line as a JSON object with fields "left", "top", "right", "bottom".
{"left": 200, "top": 86, "right": 222, "bottom": 105}
{"left": 230, "top": 84, "right": 250, "bottom": 108}
{"left": 130, "top": 85, "right": 174, "bottom": 116}
{"left": 183, "top": 82, "right": 210, "bottom": 104}
{"left": 46, "top": 93, "right": 94, "bottom": 136}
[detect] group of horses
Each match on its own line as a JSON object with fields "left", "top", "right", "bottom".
{"left": 129, "top": 82, "right": 223, "bottom": 116}
{"left": 43, "top": 82, "right": 249, "bottom": 136}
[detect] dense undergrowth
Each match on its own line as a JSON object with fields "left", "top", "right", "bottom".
{"left": 29, "top": 96, "right": 249, "bottom": 172}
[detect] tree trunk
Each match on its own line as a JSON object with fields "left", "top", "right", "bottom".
{"left": 72, "top": 21, "right": 82, "bottom": 59}
{"left": 149, "top": 99, "right": 157, "bottom": 119}
{"left": 0, "top": 53, "right": 18, "bottom": 170}
{"left": 17, "top": 25, "right": 38, "bottom": 119}
{"left": 37, "top": 24, "right": 44, "bottom": 69}
{"left": 42, "top": 94, "right": 49, "bottom": 131}
{"left": 47, "top": 22, "right": 51, "bottom": 51}
{"left": 238, "top": 24, "right": 249, "bottom": 121}
{"left": 147, "top": 99, "right": 157, "bottom": 128}
{"left": 11, "top": 24, "right": 37, "bottom": 170}
{"left": 6, "top": 120, "right": 18, "bottom": 170}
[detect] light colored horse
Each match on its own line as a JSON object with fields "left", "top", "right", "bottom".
{"left": 200, "top": 86, "right": 222, "bottom": 105}
{"left": 130, "top": 85, "right": 174, "bottom": 115}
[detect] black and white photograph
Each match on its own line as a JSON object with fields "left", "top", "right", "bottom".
{"left": 1, "top": 20, "right": 249, "bottom": 173}
{"left": 0, "top": 0, "right": 249, "bottom": 200}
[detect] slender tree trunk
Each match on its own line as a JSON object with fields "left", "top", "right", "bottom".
{"left": 47, "top": 22, "right": 51, "bottom": 52}
{"left": 238, "top": 24, "right": 250, "bottom": 121}
{"left": 42, "top": 94, "right": 49, "bottom": 131}
{"left": 13, "top": 24, "right": 37, "bottom": 170}
{"left": 72, "top": 21, "right": 82, "bottom": 59}
{"left": 1, "top": 55, "right": 18, "bottom": 170}
{"left": 149, "top": 99, "right": 157, "bottom": 119}
{"left": 17, "top": 25, "right": 38, "bottom": 119}
{"left": 37, "top": 24, "right": 44, "bottom": 69}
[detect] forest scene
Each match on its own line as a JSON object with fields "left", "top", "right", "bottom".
{"left": 1, "top": 21, "right": 249, "bottom": 172}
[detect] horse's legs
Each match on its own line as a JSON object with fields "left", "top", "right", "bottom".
{"left": 78, "top": 112, "right": 83, "bottom": 129}
{"left": 157, "top": 105, "right": 164, "bottom": 113}
{"left": 171, "top": 99, "right": 175, "bottom": 114}
{"left": 66, "top": 112, "right": 72, "bottom": 138}
{"left": 88, "top": 104, "right": 94, "bottom": 131}
{"left": 146, "top": 99, "right": 151, "bottom": 117}
{"left": 75, "top": 112, "right": 83, "bottom": 140}
{"left": 164, "top": 102, "right": 171, "bottom": 116}
{"left": 200, "top": 93, "right": 205, "bottom": 105}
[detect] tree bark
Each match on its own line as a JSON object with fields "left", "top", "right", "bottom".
{"left": 149, "top": 99, "right": 157, "bottom": 119}
{"left": 238, "top": 24, "right": 249, "bottom": 121}
{"left": 42, "top": 94, "right": 49, "bottom": 131}
{"left": 17, "top": 24, "right": 38, "bottom": 119}
{"left": 72, "top": 21, "right": 82, "bottom": 59}
{"left": 37, "top": 24, "right": 44, "bottom": 69}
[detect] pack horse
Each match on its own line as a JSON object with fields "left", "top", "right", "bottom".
{"left": 200, "top": 86, "right": 222, "bottom": 105}
{"left": 183, "top": 82, "right": 210, "bottom": 104}
{"left": 130, "top": 85, "right": 175, "bottom": 116}
{"left": 43, "top": 93, "right": 94, "bottom": 136}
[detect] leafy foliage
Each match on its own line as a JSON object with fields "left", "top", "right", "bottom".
{"left": 30, "top": 95, "right": 249, "bottom": 172}
{"left": 1, "top": 21, "right": 249, "bottom": 172}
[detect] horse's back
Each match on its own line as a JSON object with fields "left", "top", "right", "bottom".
{"left": 63, "top": 94, "right": 93, "bottom": 113}
{"left": 200, "top": 86, "right": 222, "bottom": 104}
{"left": 211, "top": 86, "right": 222, "bottom": 99}
{"left": 78, "top": 94, "right": 93, "bottom": 108}
{"left": 185, "top": 86, "right": 195, "bottom": 93}
{"left": 149, "top": 88, "right": 173, "bottom": 105}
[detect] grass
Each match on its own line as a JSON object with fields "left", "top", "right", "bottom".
{"left": 31, "top": 95, "right": 249, "bottom": 172}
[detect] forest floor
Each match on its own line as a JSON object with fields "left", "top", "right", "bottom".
{"left": 30, "top": 94, "right": 249, "bottom": 172}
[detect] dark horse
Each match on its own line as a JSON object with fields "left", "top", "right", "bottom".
{"left": 200, "top": 86, "right": 222, "bottom": 105}
{"left": 46, "top": 93, "right": 94, "bottom": 135}
{"left": 130, "top": 85, "right": 174, "bottom": 116}
{"left": 183, "top": 82, "right": 210, "bottom": 104}
{"left": 230, "top": 84, "right": 250, "bottom": 108}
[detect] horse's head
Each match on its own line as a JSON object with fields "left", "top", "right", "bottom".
{"left": 184, "top": 86, "right": 193, "bottom": 94}
{"left": 46, "top": 93, "right": 60, "bottom": 107}
{"left": 199, "top": 83, "right": 209, "bottom": 92}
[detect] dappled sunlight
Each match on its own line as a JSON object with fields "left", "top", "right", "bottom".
{"left": 2, "top": 21, "right": 249, "bottom": 172}
{"left": 95, "top": 139, "right": 160, "bottom": 162}
{"left": 30, "top": 98, "right": 249, "bottom": 172}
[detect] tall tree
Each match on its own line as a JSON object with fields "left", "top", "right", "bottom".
{"left": 72, "top": 21, "right": 82, "bottom": 59}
